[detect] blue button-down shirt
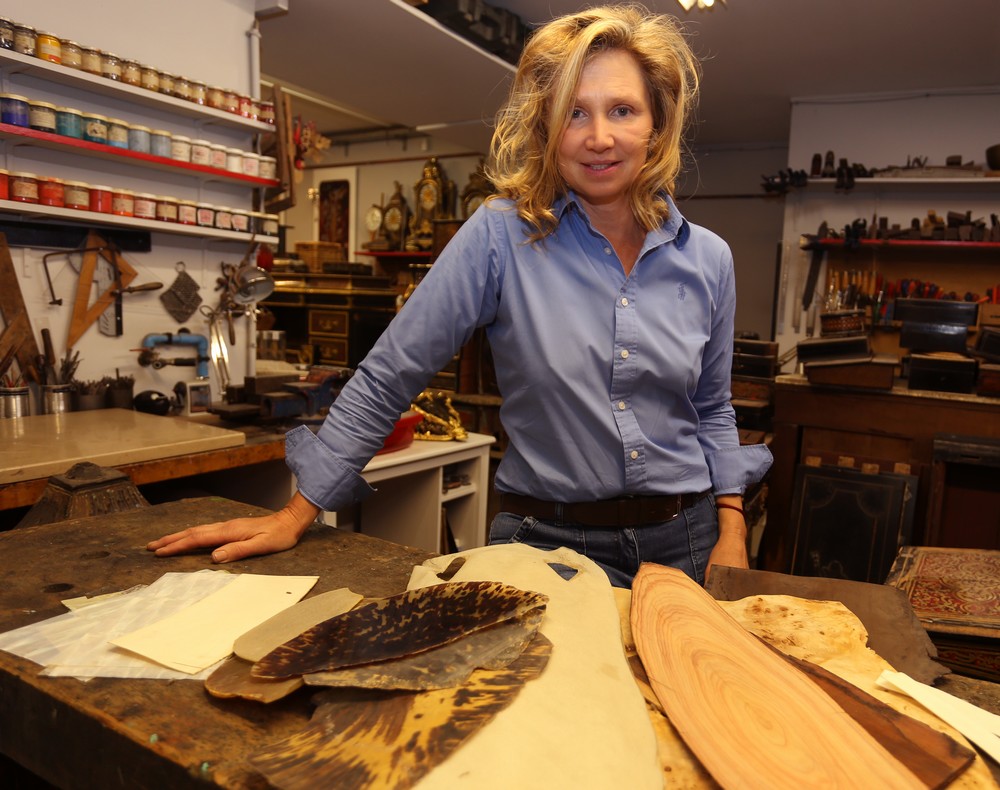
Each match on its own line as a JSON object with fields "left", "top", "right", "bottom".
{"left": 286, "top": 193, "right": 771, "bottom": 512}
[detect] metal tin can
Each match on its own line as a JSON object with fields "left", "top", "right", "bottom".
{"left": 209, "top": 143, "right": 227, "bottom": 170}
{"left": 249, "top": 98, "right": 261, "bottom": 122}
{"left": 10, "top": 172, "right": 39, "bottom": 203}
{"left": 38, "top": 176, "right": 65, "bottom": 207}
{"left": 206, "top": 86, "right": 225, "bottom": 109}
{"left": 189, "top": 81, "right": 207, "bottom": 105}
{"left": 237, "top": 94, "right": 252, "bottom": 117}
{"left": 150, "top": 129, "right": 172, "bottom": 158}
{"left": 107, "top": 118, "right": 129, "bottom": 149}
{"left": 81, "top": 46, "right": 102, "bottom": 74}
{"left": 241, "top": 152, "right": 260, "bottom": 178}
{"left": 140, "top": 65, "right": 160, "bottom": 92}
{"left": 158, "top": 72, "right": 175, "bottom": 96}
{"left": 100, "top": 52, "right": 122, "bottom": 81}
{"left": 60, "top": 40, "right": 82, "bottom": 68}
{"left": 259, "top": 100, "right": 275, "bottom": 125}
{"left": 89, "top": 184, "right": 113, "bottom": 213}
{"left": 133, "top": 192, "right": 157, "bottom": 220}
{"left": 122, "top": 59, "right": 141, "bottom": 86}
{"left": 230, "top": 208, "right": 249, "bottom": 233}
{"left": 222, "top": 90, "right": 239, "bottom": 114}
{"left": 63, "top": 181, "right": 90, "bottom": 210}
{"left": 111, "top": 188, "right": 134, "bottom": 216}
{"left": 259, "top": 155, "right": 277, "bottom": 180}
{"left": 82, "top": 113, "right": 109, "bottom": 144}
{"left": 178, "top": 200, "right": 197, "bottom": 225}
{"left": 173, "top": 76, "right": 191, "bottom": 101}
{"left": 128, "top": 124, "right": 151, "bottom": 153}
{"left": 28, "top": 100, "right": 57, "bottom": 133}
{"left": 35, "top": 31, "right": 61, "bottom": 63}
{"left": 0, "top": 94, "right": 30, "bottom": 127}
{"left": 155, "top": 196, "right": 178, "bottom": 222}
{"left": 170, "top": 135, "right": 191, "bottom": 162}
{"left": 262, "top": 213, "right": 280, "bottom": 235}
{"left": 225, "top": 148, "right": 243, "bottom": 173}
{"left": 190, "top": 139, "right": 212, "bottom": 166}
{"left": 0, "top": 18, "right": 13, "bottom": 50}
{"left": 13, "top": 24, "right": 35, "bottom": 56}
{"left": 56, "top": 107, "right": 84, "bottom": 138}
{"left": 195, "top": 203, "right": 215, "bottom": 227}
{"left": 214, "top": 207, "right": 233, "bottom": 230}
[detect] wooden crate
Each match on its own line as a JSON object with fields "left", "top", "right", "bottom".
{"left": 295, "top": 241, "right": 346, "bottom": 272}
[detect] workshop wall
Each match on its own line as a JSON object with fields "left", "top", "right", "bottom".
{"left": 3, "top": 0, "right": 260, "bottom": 411}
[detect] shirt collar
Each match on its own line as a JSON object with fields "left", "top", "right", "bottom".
{"left": 555, "top": 190, "right": 691, "bottom": 249}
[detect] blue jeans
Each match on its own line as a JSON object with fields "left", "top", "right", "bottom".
{"left": 488, "top": 494, "right": 719, "bottom": 588}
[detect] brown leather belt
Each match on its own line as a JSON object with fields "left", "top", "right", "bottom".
{"left": 498, "top": 490, "right": 710, "bottom": 528}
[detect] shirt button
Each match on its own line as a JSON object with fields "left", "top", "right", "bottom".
{"left": 620, "top": 349, "right": 629, "bottom": 359}
{"left": 620, "top": 297, "right": 629, "bottom": 307}
{"left": 617, "top": 401, "right": 626, "bottom": 410}
{"left": 630, "top": 450, "right": 639, "bottom": 460}
{"left": 604, "top": 247, "right": 612, "bottom": 255}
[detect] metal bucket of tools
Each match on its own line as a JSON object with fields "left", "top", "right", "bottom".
{"left": 0, "top": 386, "right": 30, "bottom": 418}
{"left": 42, "top": 384, "right": 75, "bottom": 415}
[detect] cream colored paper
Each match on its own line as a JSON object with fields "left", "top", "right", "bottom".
{"left": 112, "top": 574, "right": 317, "bottom": 674}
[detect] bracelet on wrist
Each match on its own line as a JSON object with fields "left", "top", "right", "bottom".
{"left": 716, "top": 502, "right": 745, "bottom": 516}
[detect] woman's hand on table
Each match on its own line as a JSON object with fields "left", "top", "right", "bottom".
{"left": 146, "top": 492, "right": 320, "bottom": 563}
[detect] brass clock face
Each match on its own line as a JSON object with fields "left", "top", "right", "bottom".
{"left": 418, "top": 182, "right": 438, "bottom": 211}
{"left": 365, "top": 205, "right": 384, "bottom": 233}
{"left": 465, "top": 194, "right": 485, "bottom": 217}
{"left": 384, "top": 205, "right": 403, "bottom": 233}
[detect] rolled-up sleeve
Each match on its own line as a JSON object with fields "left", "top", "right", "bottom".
{"left": 705, "top": 443, "right": 773, "bottom": 495}
{"left": 284, "top": 425, "right": 375, "bottom": 512}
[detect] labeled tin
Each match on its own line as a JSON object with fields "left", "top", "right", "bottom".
{"left": 35, "top": 31, "right": 61, "bottom": 63}
{"left": 28, "top": 100, "right": 57, "bottom": 133}
{"left": 262, "top": 213, "right": 279, "bottom": 235}
{"left": 173, "top": 76, "right": 191, "bottom": 101}
{"left": 60, "top": 40, "right": 82, "bottom": 69}
{"left": 140, "top": 65, "right": 159, "bottom": 92}
{"left": 107, "top": 117, "right": 129, "bottom": 149}
{"left": 82, "top": 113, "right": 109, "bottom": 144}
{"left": 0, "top": 169, "right": 8, "bottom": 200}
{"left": 214, "top": 207, "right": 233, "bottom": 230}
{"left": 155, "top": 196, "right": 177, "bottom": 222}
{"left": 121, "top": 59, "right": 141, "bottom": 86}
{"left": 209, "top": 143, "right": 227, "bottom": 169}
{"left": 190, "top": 139, "right": 212, "bottom": 166}
{"left": 0, "top": 94, "right": 30, "bottom": 127}
{"left": 230, "top": 208, "right": 249, "bottom": 233}
{"left": 259, "top": 100, "right": 275, "bottom": 125}
{"left": 237, "top": 94, "right": 252, "bottom": 117}
{"left": 206, "top": 86, "right": 225, "bottom": 109}
{"left": 150, "top": 129, "right": 172, "bottom": 158}
{"left": 89, "top": 184, "right": 113, "bottom": 213}
{"left": 133, "top": 192, "right": 157, "bottom": 220}
{"left": 221, "top": 90, "right": 239, "bottom": 114}
{"left": 10, "top": 172, "right": 39, "bottom": 203}
{"left": 158, "top": 72, "right": 175, "bottom": 96}
{"left": 111, "top": 188, "right": 134, "bottom": 216}
{"left": 195, "top": 203, "right": 215, "bottom": 227}
{"left": 63, "top": 180, "right": 89, "bottom": 210}
{"left": 127, "top": 124, "right": 151, "bottom": 153}
{"left": 0, "top": 18, "right": 13, "bottom": 50}
{"left": 249, "top": 98, "right": 261, "bottom": 122}
{"left": 38, "top": 176, "right": 64, "bottom": 207}
{"left": 241, "top": 152, "right": 260, "bottom": 178}
{"left": 178, "top": 200, "right": 197, "bottom": 225}
{"left": 101, "top": 52, "right": 122, "bottom": 81}
{"left": 170, "top": 134, "right": 191, "bottom": 162}
{"left": 225, "top": 148, "right": 242, "bottom": 173}
{"left": 56, "top": 107, "right": 84, "bottom": 138}
{"left": 81, "top": 46, "right": 102, "bottom": 75}
{"left": 13, "top": 24, "right": 35, "bottom": 56}
{"left": 259, "top": 155, "right": 277, "bottom": 181}
{"left": 189, "top": 81, "right": 206, "bottom": 105}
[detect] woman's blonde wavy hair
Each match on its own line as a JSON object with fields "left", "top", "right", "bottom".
{"left": 486, "top": 4, "right": 699, "bottom": 241}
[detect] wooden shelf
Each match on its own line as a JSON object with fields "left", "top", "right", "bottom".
{"left": 0, "top": 49, "right": 271, "bottom": 133}
{"left": 0, "top": 123, "right": 278, "bottom": 187}
{"left": 803, "top": 235, "right": 1000, "bottom": 251}
{"left": 354, "top": 250, "right": 432, "bottom": 259}
{"left": 0, "top": 198, "right": 276, "bottom": 243}
{"left": 803, "top": 176, "right": 999, "bottom": 191}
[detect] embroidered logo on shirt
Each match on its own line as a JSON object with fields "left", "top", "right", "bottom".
{"left": 677, "top": 282, "right": 687, "bottom": 301}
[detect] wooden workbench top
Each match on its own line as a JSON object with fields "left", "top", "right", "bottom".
{"left": 0, "top": 496, "right": 433, "bottom": 788}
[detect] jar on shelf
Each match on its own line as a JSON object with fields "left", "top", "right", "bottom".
{"left": 241, "top": 152, "right": 260, "bottom": 178}
{"left": 111, "top": 188, "right": 134, "bottom": 217}
{"left": 248, "top": 98, "right": 261, "bottom": 122}
{"left": 63, "top": 181, "right": 89, "bottom": 210}
{"left": 195, "top": 203, "right": 215, "bottom": 227}
{"left": 0, "top": 94, "right": 30, "bottom": 127}
{"left": 209, "top": 143, "right": 227, "bottom": 170}
{"left": 0, "top": 169, "right": 8, "bottom": 200}
{"left": 155, "top": 196, "right": 178, "bottom": 222}
{"left": 262, "top": 213, "right": 280, "bottom": 236}
{"left": 100, "top": 52, "right": 123, "bottom": 81}
{"left": 258, "top": 100, "right": 275, "bottom": 125}
{"left": 89, "top": 184, "right": 113, "bottom": 213}
{"left": 12, "top": 24, "right": 36, "bottom": 56}
{"left": 190, "top": 139, "right": 212, "bottom": 166}
{"left": 150, "top": 129, "right": 172, "bottom": 158}
{"left": 121, "top": 59, "right": 141, "bottom": 87}
{"left": 189, "top": 81, "right": 207, "bottom": 105}
{"left": 259, "top": 155, "right": 277, "bottom": 181}
{"left": 81, "top": 46, "right": 102, "bottom": 75}
{"left": 35, "top": 31, "right": 61, "bottom": 63}
{"left": 127, "top": 124, "right": 151, "bottom": 153}
{"left": 106, "top": 118, "right": 129, "bottom": 149}
{"left": 237, "top": 94, "right": 252, "bottom": 118}
{"left": 225, "top": 148, "right": 243, "bottom": 173}
{"left": 206, "top": 86, "right": 225, "bottom": 110}
{"left": 38, "top": 177, "right": 65, "bottom": 208}
{"left": 60, "top": 40, "right": 82, "bottom": 69}
{"left": 10, "top": 172, "right": 39, "bottom": 204}
{"left": 0, "top": 18, "right": 13, "bottom": 50}
{"left": 173, "top": 76, "right": 192, "bottom": 101}
{"left": 82, "top": 113, "right": 109, "bottom": 144}
{"left": 230, "top": 207, "right": 249, "bottom": 233}
{"left": 140, "top": 64, "right": 159, "bottom": 92}
{"left": 177, "top": 199, "right": 197, "bottom": 225}
{"left": 221, "top": 90, "right": 239, "bottom": 114}
{"left": 158, "top": 72, "right": 175, "bottom": 96}
{"left": 28, "top": 100, "right": 57, "bottom": 133}
{"left": 56, "top": 107, "right": 83, "bottom": 138}
{"left": 214, "top": 207, "right": 233, "bottom": 230}
{"left": 133, "top": 192, "right": 157, "bottom": 220}
{"left": 170, "top": 134, "right": 192, "bottom": 162}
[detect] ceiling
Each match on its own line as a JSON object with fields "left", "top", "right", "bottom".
{"left": 258, "top": 0, "right": 1000, "bottom": 154}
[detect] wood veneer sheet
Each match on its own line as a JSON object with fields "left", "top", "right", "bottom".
{"left": 631, "top": 563, "right": 924, "bottom": 790}
{"left": 112, "top": 573, "right": 317, "bottom": 674}
{"left": 406, "top": 543, "right": 662, "bottom": 789}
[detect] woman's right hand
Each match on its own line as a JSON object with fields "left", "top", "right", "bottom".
{"left": 145, "top": 492, "right": 320, "bottom": 564}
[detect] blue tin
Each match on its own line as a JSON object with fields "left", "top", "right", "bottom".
{"left": 106, "top": 118, "right": 129, "bottom": 149}
{"left": 55, "top": 107, "right": 83, "bottom": 138}
{"left": 128, "top": 124, "right": 151, "bottom": 154}
{"left": 150, "top": 129, "right": 171, "bottom": 158}
{"left": 82, "top": 113, "right": 108, "bottom": 144}
{"left": 0, "top": 93, "right": 29, "bottom": 127}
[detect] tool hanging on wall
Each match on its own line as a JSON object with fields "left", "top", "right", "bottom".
{"left": 159, "top": 261, "right": 203, "bottom": 323}
{"left": 94, "top": 244, "right": 163, "bottom": 337}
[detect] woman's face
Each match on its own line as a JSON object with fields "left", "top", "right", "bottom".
{"left": 557, "top": 49, "right": 653, "bottom": 213}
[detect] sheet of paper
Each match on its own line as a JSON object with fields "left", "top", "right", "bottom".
{"left": 112, "top": 573, "right": 317, "bottom": 674}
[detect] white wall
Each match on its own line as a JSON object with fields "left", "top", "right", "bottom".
{"left": 3, "top": 0, "right": 259, "bottom": 410}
